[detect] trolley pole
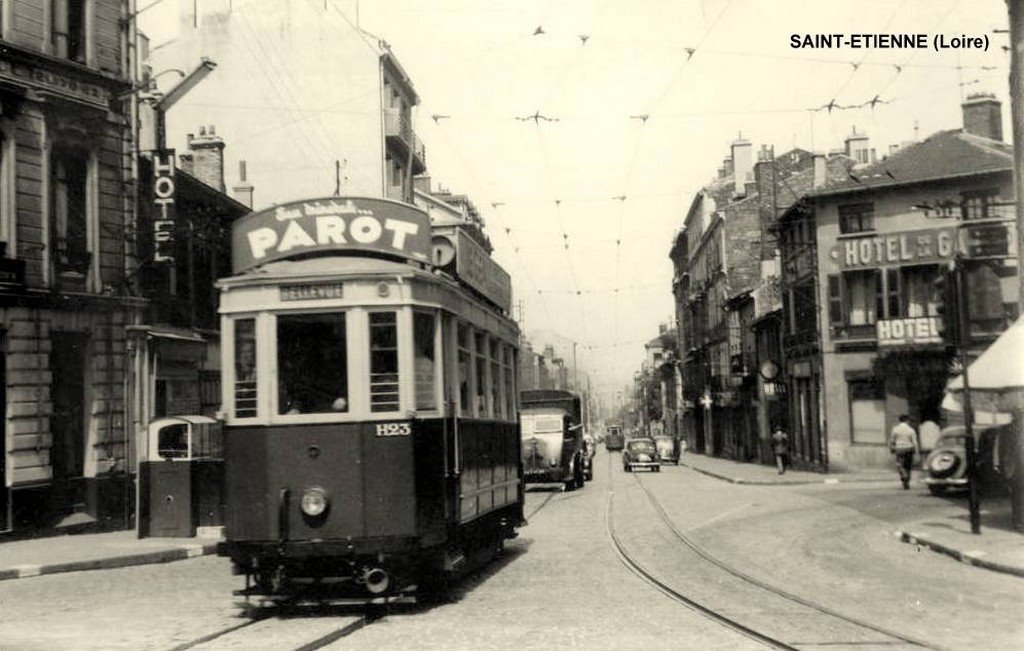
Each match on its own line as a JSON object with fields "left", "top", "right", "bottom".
{"left": 954, "top": 254, "right": 981, "bottom": 534}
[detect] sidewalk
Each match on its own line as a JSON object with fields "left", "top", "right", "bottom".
{"left": 0, "top": 529, "right": 220, "bottom": 582}
{"left": 680, "top": 452, "right": 1024, "bottom": 579}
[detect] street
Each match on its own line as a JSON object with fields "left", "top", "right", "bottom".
{"left": 1, "top": 450, "right": 1021, "bottom": 650}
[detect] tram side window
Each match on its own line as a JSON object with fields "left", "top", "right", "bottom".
{"left": 503, "top": 345, "right": 515, "bottom": 419}
{"left": 490, "top": 338, "right": 502, "bottom": 419}
{"left": 234, "top": 318, "right": 258, "bottom": 418}
{"left": 457, "top": 323, "right": 472, "bottom": 415}
{"left": 370, "top": 312, "right": 400, "bottom": 412}
{"left": 475, "top": 332, "right": 489, "bottom": 417}
{"left": 277, "top": 313, "right": 349, "bottom": 414}
{"left": 413, "top": 311, "right": 437, "bottom": 411}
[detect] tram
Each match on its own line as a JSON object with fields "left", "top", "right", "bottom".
{"left": 215, "top": 197, "right": 523, "bottom": 602}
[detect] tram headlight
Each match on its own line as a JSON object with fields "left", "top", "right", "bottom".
{"left": 300, "top": 486, "right": 329, "bottom": 517}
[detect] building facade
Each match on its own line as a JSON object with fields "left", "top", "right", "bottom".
{"left": 141, "top": 0, "right": 426, "bottom": 210}
{"left": 0, "top": 0, "right": 138, "bottom": 532}
{"left": 779, "top": 95, "right": 1019, "bottom": 470}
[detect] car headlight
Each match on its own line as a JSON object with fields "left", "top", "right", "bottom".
{"left": 301, "top": 486, "right": 329, "bottom": 517}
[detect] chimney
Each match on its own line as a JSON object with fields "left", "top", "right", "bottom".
{"left": 961, "top": 93, "right": 1003, "bottom": 141}
{"left": 844, "top": 126, "right": 871, "bottom": 165}
{"left": 722, "top": 157, "right": 734, "bottom": 179}
{"left": 659, "top": 323, "right": 668, "bottom": 335}
{"left": 232, "top": 160, "right": 254, "bottom": 209}
{"left": 178, "top": 153, "right": 194, "bottom": 175}
{"left": 731, "top": 135, "right": 753, "bottom": 196}
{"left": 413, "top": 175, "right": 431, "bottom": 194}
{"left": 813, "top": 153, "right": 827, "bottom": 189}
{"left": 187, "top": 125, "right": 226, "bottom": 192}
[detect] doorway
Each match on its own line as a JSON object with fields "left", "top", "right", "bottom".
{"left": 50, "top": 332, "right": 88, "bottom": 480}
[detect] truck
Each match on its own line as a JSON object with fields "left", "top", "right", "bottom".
{"left": 520, "top": 389, "right": 586, "bottom": 491}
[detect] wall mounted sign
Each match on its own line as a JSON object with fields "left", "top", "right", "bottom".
{"left": 279, "top": 283, "right": 345, "bottom": 301}
{"left": 152, "top": 151, "right": 176, "bottom": 263}
{"left": 0, "top": 59, "right": 110, "bottom": 109}
{"left": 231, "top": 197, "right": 431, "bottom": 273}
{"left": 830, "top": 226, "right": 961, "bottom": 270}
{"left": 876, "top": 316, "right": 943, "bottom": 347}
{"left": 452, "top": 229, "right": 512, "bottom": 313}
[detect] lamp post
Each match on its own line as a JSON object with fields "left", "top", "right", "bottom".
{"left": 952, "top": 253, "right": 981, "bottom": 534}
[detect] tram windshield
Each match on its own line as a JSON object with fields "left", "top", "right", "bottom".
{"left": 277, "top": 312, "right": 349, "bottom": 414}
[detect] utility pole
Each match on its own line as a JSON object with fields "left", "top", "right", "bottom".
{"left": 1010, "top": 0, "right": 1024, "bottom": 307}
{"left": 954, "top": 254, "right": 981, "bottom": 534}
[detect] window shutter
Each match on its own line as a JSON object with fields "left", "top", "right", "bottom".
{"left": 827, "top": 275, "right": 843, "bottom": 326}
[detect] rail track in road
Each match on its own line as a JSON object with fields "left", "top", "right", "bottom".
{"left": 167, "top": 607, "right": 375, "bottom": 651}
{"left": 605, "top": 454, "right": 945, "bottom": 650}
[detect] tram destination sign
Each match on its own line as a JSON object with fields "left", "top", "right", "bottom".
{"left": 231, "top": 197, "right": 432, "bottom": 273}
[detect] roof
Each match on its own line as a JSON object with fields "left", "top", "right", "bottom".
{"left": 812, "top": 130, "right": 1013, "bottom": 198}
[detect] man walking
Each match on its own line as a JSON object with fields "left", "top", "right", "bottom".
{"left": 889, "top": 415, "right": 919, "bottom": 490}
{"left": 770, "top": 424, "right": 790, "bottom": 475}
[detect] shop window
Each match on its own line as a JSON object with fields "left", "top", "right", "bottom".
{"left": 278, "top": 312, "right": 348, "bottom": 414}
{"left": 457, "top": 323, "right": 472, "bottom": 415}
{"left": 849, "top": 378, "right": 886, "bottom": 445}
{"left": 961, "top": 188, "right": 1001, "bottom": 221}
{"left": 51, "top": 0, "right": 88, "bottom": 63}
{"left": 369, "top": 311, "right": 399, "bottom": 412}
{"left": 50, "top": 148, "right": 91, "bottom": 276}
{"left": 413, "top": 311, "right": 437, "bottom": 411}
{"left": 838, "top": 202, "right": 874, "bottom": 234}
{"left": 233, "top": 318, "right": 257, "bottom": 418}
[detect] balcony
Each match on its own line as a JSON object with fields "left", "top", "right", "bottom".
{"left": 384, "top": 109, "right": 426, "bottom": 175}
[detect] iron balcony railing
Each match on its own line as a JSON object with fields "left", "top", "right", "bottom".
{"left": 384, "top": 109, "right": 426, "bottom": 170}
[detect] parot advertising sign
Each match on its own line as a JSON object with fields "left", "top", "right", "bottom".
{"left": 231, "top": 197, "right": 432, "bottom": 273}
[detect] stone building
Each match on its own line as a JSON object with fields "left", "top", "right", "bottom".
{"left": 0, "top": 0, "right": 137, "bottom": 532}
{"left": 141, "top": 0, "right": 426, "bottom": 210}
{"left": 777, "top": 94, "right": 1019, "bottom": 470}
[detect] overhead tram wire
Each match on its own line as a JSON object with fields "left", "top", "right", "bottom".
{"left": 426, "top": 118, "right": 554, "bottom": 326}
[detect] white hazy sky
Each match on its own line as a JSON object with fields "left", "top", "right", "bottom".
{"left": 143, "top": 0, "right": 1012, "bottom": 405}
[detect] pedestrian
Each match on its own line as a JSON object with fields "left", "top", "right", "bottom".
{"left": 889, "top": 414, "right": 919, "bottom": 490}
{"left": 770, "top": 424, "right": 789, "bottom": 475}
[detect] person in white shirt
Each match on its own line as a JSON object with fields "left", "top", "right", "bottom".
{"left": 889, "top": 414, "right": 919, "bottom": 490}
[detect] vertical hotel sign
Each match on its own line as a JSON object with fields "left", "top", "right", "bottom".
{"left": 152, "top": 151, "right": 176, "bottom": 263}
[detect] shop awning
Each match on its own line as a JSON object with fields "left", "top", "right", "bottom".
{"left": 947, "top": 316, "right": 1024, "bottom": 393}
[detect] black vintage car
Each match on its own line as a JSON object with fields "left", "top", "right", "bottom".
{"left": 521, "top": 390, "right": 587, "bottom": 491}
{"left": 623, "top": 438, "right": 660, "bottom": 472}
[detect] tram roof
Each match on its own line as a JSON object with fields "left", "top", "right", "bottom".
{"left": 217, "top": 255, "right": 431, "bottom": 288}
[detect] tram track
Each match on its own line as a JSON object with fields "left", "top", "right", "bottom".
{"left": 605, "top": 453, "right": 946, "bottom": 650}
{"left": 166, "top": 608, "right": 375, "bottom": 651}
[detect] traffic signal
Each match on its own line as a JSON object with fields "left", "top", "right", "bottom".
{"left": 932, "top": 268, "right": 960, "bottom": 345}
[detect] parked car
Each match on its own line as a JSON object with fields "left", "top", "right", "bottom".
{"left": 923, "top": 424, "right": 1008, "bottom": 496}
{"left": 623, "top": 438, "right": 660, "bottom": 473}
{"left": 653, "top": 435, "right": 680, "bottom": 465}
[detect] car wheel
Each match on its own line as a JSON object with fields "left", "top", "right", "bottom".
{"left": 928, "top": 452, "right": 960, "bottom": 479}
{"left": 927, "top": 485, "right": 947, "bottom": 496}
{"left": 654, "top": 466, "right": 661, "bottom": 473}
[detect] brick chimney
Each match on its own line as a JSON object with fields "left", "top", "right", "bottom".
{"left": 962, "top": 93, "right": 1003, "bottom": 141}
{"left": 232, "top": 160, "right": 254, "bottom": 209}
{"left": 731, "top": 135, "right": 753, "bottom": 197}
{"left": 813, "top": 153, "right": 827, "bottom": 189}
{"left": 187, "top": 125, "right": 225, "bottom": 192}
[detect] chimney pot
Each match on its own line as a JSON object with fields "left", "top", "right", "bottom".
{"left": 961, "top": 92, "right": 1002, "bottom": 141}
{"left": 209, "top": 125, "right": 216, "bottom": 136}
{"left": 199, "top": 126, "right": 206, "bottom": 136}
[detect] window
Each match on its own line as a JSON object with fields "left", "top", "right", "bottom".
{"left": 50, "top": 148, "right": 91, "bottom": 276}
{"left": 51, "top": 0, "right": 87, "bottom": 63}
{"left": 277, "top": 313, "right": 348, "bottom": 414}
{"left": 474, "top": 332, "right": 489, "bottom": 417}
{"left": 849, "top": 378, "right": 886, "bottom": 445}
{"left": 457, "top": 323, "right": 472, "bottom": 414}
{"left": 845, "top": 270, "right": 879, "bottom": 326}
{"left": 369, "top": 311, "right": 399, "bottom": 412}
{"left": 838, "top": 202, "right": 874, "bottom": 234}
{"left": 902, "top": 266, "right": 941, "bottom": 318}
{"left": 233, "top": 318, "right": 257, "bottom": 418}
{"left": 503, "top": 346, "right": 515, "bottom": 419}
{"left": 961, "top": 189, "right": 1000, "bottom": 221}
{"left": 490, "top": 338, "right": 502, "bottom": 419}
{"left": 413, "top": 311, "right": 437, "bottom": 411}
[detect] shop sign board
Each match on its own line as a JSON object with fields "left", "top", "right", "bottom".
{"left": 232, "top": 197, "right": 431, "bottom": 273}
{"left": 876, "top": 316, "right": 943, "bottom": 347}
{"left": 830, "top": 226, "right": 960, "bottom": 270}
{"left": 152, "top": 151, "right": 176, "bottom": 263}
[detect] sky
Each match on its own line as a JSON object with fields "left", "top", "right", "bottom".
{"left": 141, "top": 0, "right": 1013, "bottom": 408}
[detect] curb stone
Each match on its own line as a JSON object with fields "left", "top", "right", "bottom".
{"left": 899, "top": 531, "right": 1024, "bottom": 579}
{"left": 0, "top": 541, "right": 219, "bottom": 582}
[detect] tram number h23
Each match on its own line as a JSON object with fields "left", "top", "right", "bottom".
{"left": 376, "top": 422, "right": 411, "bottom": 437}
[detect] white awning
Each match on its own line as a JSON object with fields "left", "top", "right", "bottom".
{"left": 946, "top": 316, "right": 1024, "bottom": 393}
